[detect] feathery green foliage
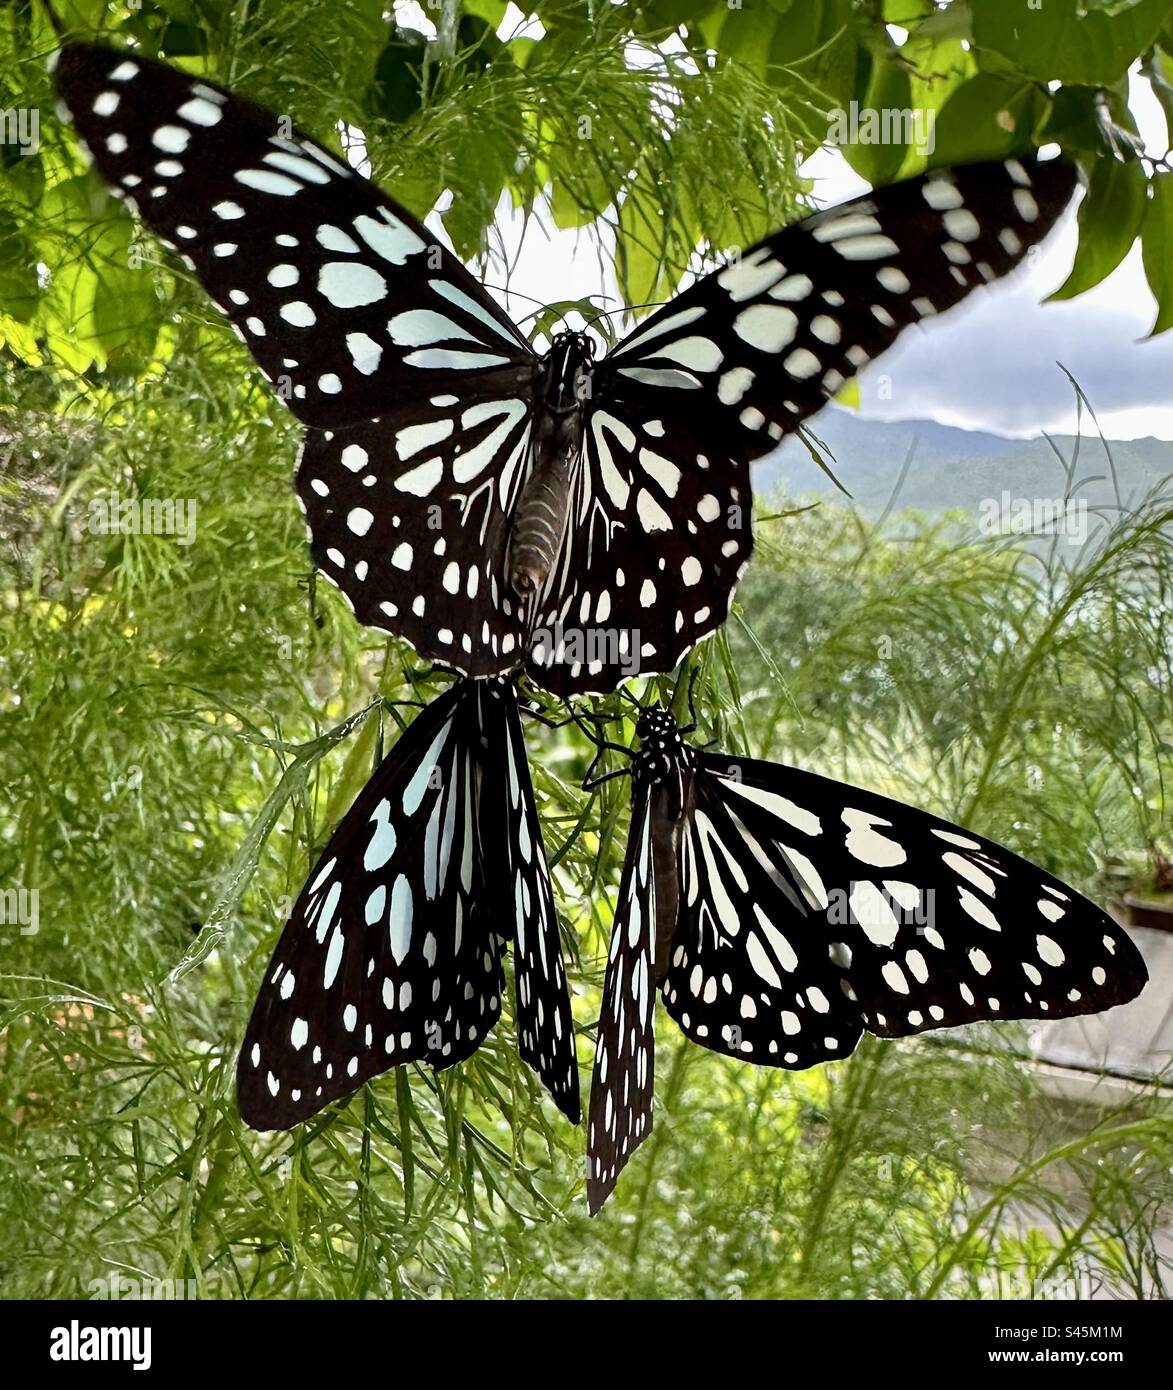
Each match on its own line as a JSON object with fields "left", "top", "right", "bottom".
{"left": 0, "top": 0, "right": 1170, "bottom": 1300}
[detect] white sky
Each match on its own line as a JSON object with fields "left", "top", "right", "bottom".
{"left": 394, "top": 3, "right": 1173, "bottom": 441}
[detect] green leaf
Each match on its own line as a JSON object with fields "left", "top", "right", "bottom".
{"left": 1043, "top": 85, "right": 1119, "bottom": 156}
{"left": 973, "top": 0, "right": 1173, "bottom": 87}
{"left": 768, "top": 0, "right": 858, "bottom": 107}
{"left": 902, "top": 29, "right": 976, "bottom": 130}
{"left": 456, "top": 13, "right": 504, "bottom": 73}
{"left": 1049, "top": 156, "right": 1147, "bottom": 303}
{"left": 442, "top": 111, "right": 522, "bottom": 259}
{"left": 839, "top": 49, "right": 912, "bottom": 186}
{"left": 550, "top": 173, "right": 607, "bottom": 229}
{"left": 89, "top": 217, "right": 163, "bottom": 373}
{"left": 1144, "top": 46, "right": 1173, "bottom": 142}
{"left": 630, "top": 0, "right": 720, "bottom": 44}
{"left": 616, "top": 173, "right": 671, "bottom": 308}
{"left": 369, "top": 29, "right": 427, "bottom": 123}
{"left": 1141, "top": 169, "right": 1173, "bottom": 336}
{"left": 462, "top": 0, "right": 510, "bottom": 28}
{"left": 0, "top": 226, "right": 40, "bottom": 324}
{"left": 524, "top": 297, "right": 605, "bottom": 343}
{"left": 929, "top": 73, "right": 1048, "bottom": 167}
{"left": 1, "top": 146, "right": 45, "bottom": 212}
{"left": 710, "top": 4, "right": 779, "bottom": 79}
{"left": 882, "top": 0, "right": 933, "bottom": 21}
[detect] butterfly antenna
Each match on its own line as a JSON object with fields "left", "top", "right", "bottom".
{"left": 516, "top": 688, "right": 566, "bottom": 728}
{"left": 582, "top": 762, "right": 631, "bottom": 792}
{"left": 616, "top": 685, "right": 643, "bottom": 712}
{"left": 582, "top": 299, "right": 669, "bottom": 331}
{"left": 409, "top": 661, "right": 461, "bottom": 685}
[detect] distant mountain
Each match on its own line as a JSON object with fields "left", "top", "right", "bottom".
{"left": 756, "top": 408, "right": 1172, "bottom": 522}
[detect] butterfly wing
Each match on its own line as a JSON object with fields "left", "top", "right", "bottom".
{"left": 659, "top": 750, "right": 1147, "bottom": 1065}
{"left": 662, "top": 763, "right": 864, "bottom": 1066}
{"left": 529, "top": 408, "right": 752, "bottom": 696}
{"left": 548, "top": 157, "right": 1078, "bottom": 695}
{"left": 238, "top": 681, "right": 487, "bottom": 1127}
{"left": 488, "top": 687, "right": 580, "bottom": 1122}
{"left": 586, "top": 788, "right": 660, "bottom": 1213}
{"left": 597, "top": 157, "right": 1077, "bottom": 461}
{"left": 54, "top": 40, "right": 542, "bottom": 677}
{"left": 297, "top": 395, "right": 533, "bottom": 673}
{"left": 239, "top": 678, "right": 583, "bottom": 1128}
{"left": 53, "top": 42, "right": 535, "bottom": 429}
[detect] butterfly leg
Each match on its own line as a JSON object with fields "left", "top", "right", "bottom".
{"left": 582, "top": 764, "right": 631, "bottom": 792}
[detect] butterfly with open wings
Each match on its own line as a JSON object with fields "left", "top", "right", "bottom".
{"left": 586, "top": 705, "right": 1149, "bottom": 1212}
{"left": 54, "top": 40, "right": 1078, "bottom": 695}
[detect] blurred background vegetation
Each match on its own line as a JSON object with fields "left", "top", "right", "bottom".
{"left": 0, "top": 0, "right": 1171, "bottom": 1299}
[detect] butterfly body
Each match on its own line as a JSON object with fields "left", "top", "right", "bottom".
{"left": 508, "top": 331, "right": 596, "bottom": 597}
{"left": 632, "top": 706, "right": 692, "bottom": 979}
{"left": 52, "top": 39, "right": 1080, "bottom": 696}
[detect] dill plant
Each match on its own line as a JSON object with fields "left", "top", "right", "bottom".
{"left": 0, "top": 0, "right": 1169, "bottom": 1300}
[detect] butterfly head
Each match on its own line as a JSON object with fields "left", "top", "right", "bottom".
{"left": 635, "top": 703, "right": 677, "bottom": 741}
{"left": 551, "top": 328, "right": 597, "bottom": 360}
{"left": 543, "top": 329, "right": 597, "bottom": 413}
{"left": 633, "top": 703, "right": 687, "bottom": 786}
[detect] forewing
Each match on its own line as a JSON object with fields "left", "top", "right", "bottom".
{"left": 237, "top": 682, "right": 498, "bottom": 1129}
{"left": 661, "top": 768, "right": 862, "bottom": 1067}
{"left": 53, "top": 42, "right": 534, "bottom": 429}
{"left": 298, "top": 393, "right": 534, "bottom": 675}
{"left": 595, "top": 157, "right": 1078, "bottom": 461}
{"left": 488, "top": 689, "right": 580, "bottom": 1121}
{"left": 527, "top": 410, "right": 752, "bottom": 696}
{"left": 587, "top": 792, "right": 658, "bottom": 1213}
{"left": 543, "top": 158, "right": 1075, "bottom": 695}
{"left": 659, "top": 751, "right": 1147, "bottom": 1068}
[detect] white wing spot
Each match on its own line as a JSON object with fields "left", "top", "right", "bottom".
{"left": 235, "top": 168, "right": 304, "bottom": 197}
{"left": 733, "top": 305, "right": 798, "bottom": 353}
{"left": 843, "top": 808, "right": 906, "bottom": 867}
{"left": 152, "top": 124, "right": 191, "bottom": 153}
{"left": 958, "top": 886, "right": 1001, "bottom": 932}
{"left": 882, "top": 961, "right": 909, "bottom": 994}
{"left": 346, "top": 331, "right": 383, "bottom": 375}
{"left": 281, "top": 301, "right": 316, "bottom": 327}
{"left": 1013, "top": 188, "right": 1039, "bottom": 222}
{"left": 877, "top": 266, "right": 910, "bottom": 294}
{"left": 943, "top": 208, "right": 981, "bottom": 242}
{"left": 319, "top": 261, "right": 388, "bottom": 308}
{"left": 783, "top": 348, "right": 821, "bottom": 379}
{"left": 717, "top": 367, "right": 754, "bottom": 405}
{"left": 178, "top": 96, "right": 223, "bottom": 127}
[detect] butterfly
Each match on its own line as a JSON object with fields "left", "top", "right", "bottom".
{"left": 54, "top": 40, "right": 1079, "bottom": 696}
{"left": 586, "top": 705, "right": 1148, "bottom": 1213}
{"left": 237, "top": 676, "right": 580, "bottom": 1130}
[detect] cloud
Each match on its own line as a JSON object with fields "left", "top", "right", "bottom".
{"left": 856, "top": 238, "right": 1173, "bottom": 439}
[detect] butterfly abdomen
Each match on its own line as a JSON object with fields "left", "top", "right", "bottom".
{"left": 508, "top": 332, "right": 594, "bottom": 596}
{"left": 509, "top": 440, "right": 576, "bottom": 596}
{"left": 652, "top": 802, "right": 682, "bottom": 982}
